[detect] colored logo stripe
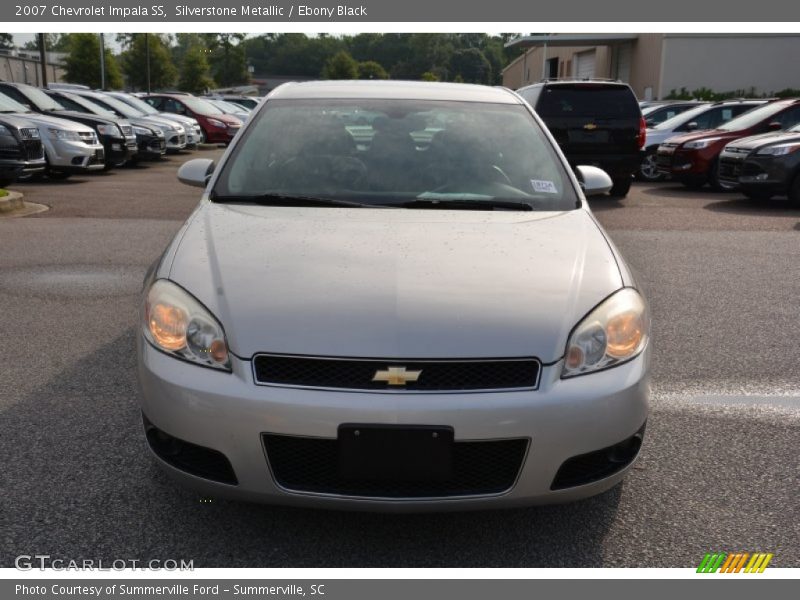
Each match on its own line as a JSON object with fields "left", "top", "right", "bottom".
{"left": 697, "top": 552, "right": 773, "bottom": 573}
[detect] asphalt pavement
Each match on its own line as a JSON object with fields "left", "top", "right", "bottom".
{"left": 1, "top": 153, "right": 798, "bottom": 567}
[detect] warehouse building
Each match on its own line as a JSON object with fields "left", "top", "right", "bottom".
{"left": 502, "top": 34, "right": 800, "bottom": 100}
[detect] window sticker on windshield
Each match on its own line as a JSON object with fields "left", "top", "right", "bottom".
{"left": 531, "top": 179, "right": 559, "bottom": 194}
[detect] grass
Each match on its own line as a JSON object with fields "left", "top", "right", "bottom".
{"left": 0, "top": 189, "right": 8, "bottom": 198}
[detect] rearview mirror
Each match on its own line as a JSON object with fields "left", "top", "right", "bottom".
{"left": 575, "top": 165, "right": 613, "bottom": 197}
{"left": 177, "top": 158, "right": 215, "bottom": 188}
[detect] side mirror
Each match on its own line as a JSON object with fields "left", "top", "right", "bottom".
{"left": 177, "top": 158, "right": 215, "bottom": 188}
{"left": 575, "top": 165, "right": 613, "bottom": 197}
{"left": 645, "top": 118, "right": 655, "bottom": 127}
{"left": 767, "top": 121, "right": 782, "bottom": 131}
{"left": 686, "top": 122, "right": 699, "bottom": 131}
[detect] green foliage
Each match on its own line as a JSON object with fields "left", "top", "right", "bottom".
{"left": 420, "top": 71, "right": 439, "bottom": 82}
{"left": 449, "top": 48, "right": 492, "bottom": 84}
{"left": 178, "top": 45, "right": 215, "bottom": 94}
{"left": 665, "top": 86, "right": 781, "bottom": 101}
{"left": 22, "top": 34, "right": 69, "bottom": 52}
{"left": 322, "top": 51, "right": 359, "bottom": 79}
{"left": 0, "top": 33, "right": 13, "bottom": 50}
{"left": 202, "top": 34, "right": 250, "bottom": 87}
{"left": 62, "top": 33, "right": 123, "bottom": 90}
{"left": 119, "top": 34, "right": 177, "bottom": 92}
{"left": 774, "top": 88, "right": 800, "bottom": 98}
{"left": 357, "top": 61, "right": 388, "bottom": 80}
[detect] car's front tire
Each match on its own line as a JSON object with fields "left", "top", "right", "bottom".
{"left": 638, "top": 150, "right": 663, "bottom": 182}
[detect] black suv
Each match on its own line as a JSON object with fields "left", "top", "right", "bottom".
{"left": 0, "top": 114, "right": 46, "bottom": 186}
{"left": 517, "top": 80, "right": 645, "bottom": 197}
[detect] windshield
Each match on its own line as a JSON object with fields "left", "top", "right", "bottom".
{"left": 114, "top": 93, "right": 159, "bottom": 115}
{"left": 653, "top": 104, "right": 715, "bottom": 130}
{"left": 60, "top": 93, "right": 118, "bottom": 119}
{"left": 17, "top": 85, "right": 66, "bottom": 111}
{"left": 183, "top": 97, "right": 223, "bottom": 115}
{"left": 213, "top": 98, "right": 579, "bottom": 211}
{"left": 0, "top": 92, "right": 31, "bottom": 113}
{"left": 90, "top": 94, "right": 143, "bottom": 118}
{"left": 718, "top": 102, "right": 793, "bottom": 131}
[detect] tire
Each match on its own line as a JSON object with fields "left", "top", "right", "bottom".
{"left": 742, "top": 189, "right": 773, "bottom": 202}
{"left": 199, "top": 128, "right": 208, "bottom": 145}
{"left": 609, "top": 176, "right": 632, "bottom": 198}
{"left": 789, "top": 174, "right": 800, "bottom": 208}
{"left": 638, "top": 151, "right": 662, "bottom": 182}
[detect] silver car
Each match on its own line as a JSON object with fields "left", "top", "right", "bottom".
{"left": 137, "top": 81, "right": 650, "bottom": 510}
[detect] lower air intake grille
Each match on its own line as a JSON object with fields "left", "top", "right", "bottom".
{"left": 263, "top": 433, "right": 528, "bottom": 498}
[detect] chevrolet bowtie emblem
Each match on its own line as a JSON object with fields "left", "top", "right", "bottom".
{"left": 583, "top": 123, "right": 598, "bottom": 130}
{"left": 372, "top": 366, "right": 422, "bottom": 386}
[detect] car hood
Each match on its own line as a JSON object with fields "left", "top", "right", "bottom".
{"left": 157, "top": 113, "right": 198, "bottom": 127}
{"left": 210, "top": 114, "right": 242, "bottom": 126}
{"left": 167, "top": 203, "right": 623, "bottom": 362}
{"left": 10, "top": 111, "right": 94, "bottom": 133}
{"left": 45, "top": 109, "right": 117, "bottom": 127}
{"left": 725, "top": 129, "right": 800, "bottom": 150}
{"left": 664, "top": 129, "right": 743, "bottom": 146}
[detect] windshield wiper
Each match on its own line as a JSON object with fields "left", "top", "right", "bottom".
{"left": 395, "top": 198, "right": 533, "bottom": 211}
{"left": 209, "top": 192, "right": 381, "bottom": 209}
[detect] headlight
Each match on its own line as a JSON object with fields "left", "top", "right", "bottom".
{"left": 207, "top": 118, "right": 225, "bottom": 128}
{"left": 682, "top": 137, "right": 723, "bottom": 150}
{"left": 143, "top": 279, "right": 231, "bottom": 371}
{"left": 48, "top": 128, "right": 81, "bottom": 141}
{"left": 755, "top": 143, "right": 800, "bottom": 156}
{"left": 133, "top": 125, "right": 154, "bottom": 136}
{"left": 96, "top": 123, "right": 120, "bottom": 136}
{"left": 562, "top": 288, "right": 649, "bottom": 378}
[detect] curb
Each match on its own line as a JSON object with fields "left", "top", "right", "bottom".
{"left": 0, "top": 190, "right": 24, "bottom": 213}
{"left": 0, "top": 190, "right": 49, "bottom": 218}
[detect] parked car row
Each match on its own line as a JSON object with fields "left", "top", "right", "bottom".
{"left": 654, "top": 98, "right": 800, "bottom": 198}
{"left": 0, "top": 81, "right": 255, "bottom": 187}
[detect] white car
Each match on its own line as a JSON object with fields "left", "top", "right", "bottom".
{"left": 137, "top": 81, "right": 650, "bottom": 510}
{"left": 0, "top": 91, "right": 104, "bottom": 178}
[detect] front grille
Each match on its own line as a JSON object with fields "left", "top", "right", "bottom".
{"left": 19, "top": 127, "right": 39, "bottom": 140}
{"left": 21, "top": 139, "right": 43, "bottom": 160}
{"left": 263, "top": 433, "right": 528, "bottom": 498}
{"left": 718, "top": 158, "right": 742, "bottom": 180}
{"left": 253, "top": 354, "right": 541, "bottom": 391}
{"left": 551, "top": 423, "right": 646, "bottom": 490}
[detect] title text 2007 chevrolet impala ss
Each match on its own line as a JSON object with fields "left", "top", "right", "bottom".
{"left": 136, "top": 81, "right": 650, "bottom": 510}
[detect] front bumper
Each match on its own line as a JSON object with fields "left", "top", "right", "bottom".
{"left": 137, "top": 339, "right": 650, "bottom": 511}
{"left": 165, "top": 131, "right": 187, "bottom": 152}
{"left": 656, "top": 145, "right": 712, "bottom": 180}
{"left": 44, "top": 139, "right": 105, "bottom": 171}
{"left": 738, "top": 154, "right": 799, "bottom": 195}
{"left": 102, "top": 135, "right": 137, "bottom": 167}
{"left": 137, "top": 134, "right": 167, "bottom": 159}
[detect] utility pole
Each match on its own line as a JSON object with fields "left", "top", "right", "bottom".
{"left": 37, "top": 33, "right": 48, "bottom": 87}
{"left": 145, "top": 33, "right": 151, "bottom": 93}
{"left": 99, "top": 33, "right": 106, "bottom": 89}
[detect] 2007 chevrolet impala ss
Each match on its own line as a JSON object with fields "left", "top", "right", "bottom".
{"left": 136, "top": 81, "right": 650, "bottom": 511}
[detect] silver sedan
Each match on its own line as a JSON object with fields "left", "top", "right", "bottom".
{"left": 137, "top": 81, "right": 650, "bottom": 510}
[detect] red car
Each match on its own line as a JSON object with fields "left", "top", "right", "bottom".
{"left": 144, "top": 94, "right": 242, "bottom": 144}
{"left": 656, "top": 99, "right": 800, "bottom": 190}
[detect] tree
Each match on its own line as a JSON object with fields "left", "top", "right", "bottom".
{"left": 0, "top": 33, "right": 13, "bottom": 50}
{"left": 321, "top": 51, "right": 358, "bottom": 79}
{"left": 179, "top": 45, "right": 215, "bottom": 94}
{"left": 120, "top": 34, "right": 177, "bottom": 91}
{"left": 62, "top": 33, "right": 123, "bottom": 89}
{"left": 202, "top": 33, "right": 249, "bottom": 87}
{"left": 420, "top": 71, "right": 439, "bottom": 82}
{"left": 357, "top": 61, "right": 388, "bottom": 80}
{"left": 449, "top": 48, "right": 492, "bottom": 84}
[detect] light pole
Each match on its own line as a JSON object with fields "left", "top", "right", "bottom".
{"left": 37, "top": 33, "right": 48, "bottom": 87}
{"left": 145, "top": 33, "right": 151, "bottom": 93}
{"left": 99, "top": 33, "right": 106, "bottom": 89}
